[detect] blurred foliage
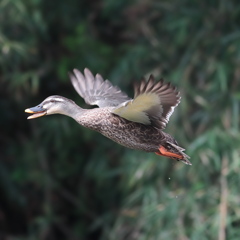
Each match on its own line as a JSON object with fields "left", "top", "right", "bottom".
{"left": 1, "top": 0, "right": 240, "bottom": 239}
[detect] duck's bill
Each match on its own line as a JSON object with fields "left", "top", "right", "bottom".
{"left": 25, "top": 106, "right": 47, "bottom": 119}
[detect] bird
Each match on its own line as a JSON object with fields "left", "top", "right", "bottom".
{"left": 25, "top": 68, "right": 191, "bottom": 165}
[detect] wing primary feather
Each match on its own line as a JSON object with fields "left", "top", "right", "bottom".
{"left": 151, "top": 82, "right": 163, "bottom": 91}
{"left": 145, "top": 75, "right": 155, "bottom": 92}
{"left": 70, "top": 68, "right": 131, "bottom": 108}
{"left": 139, "top": 79, "right": 146, "bottom": 93}
{"left": 95, "top": 74, "right": 104, "bottom": 89}
{"left": 73, "top": 69, "right": 87, "bottom": 94}
{"left": 141, "top": 75, "right": 151, "bottom": 92}
{"left": 133, "top": 82, "right": 139, "bottom": 98}
{"left": 69, "top": 72, "right": 84, "bottom": 97}
{"left": 84, "top": 68, "right": 95, "bottom": 91}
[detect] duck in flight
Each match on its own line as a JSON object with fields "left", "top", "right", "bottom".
{"left": 25, "top": 68, "right": 191, "bottom": 165}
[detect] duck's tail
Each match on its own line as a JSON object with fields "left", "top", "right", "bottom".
{"left": 155, "top": 141, "right": 191, "bottom": 165}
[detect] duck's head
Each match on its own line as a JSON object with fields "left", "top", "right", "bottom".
{"left": 25, "top": 95, "right": 75, "bottom": 119}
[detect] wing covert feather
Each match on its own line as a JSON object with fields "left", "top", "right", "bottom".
{"left": 112, "top": 75, "right": 180, "bottom": 129}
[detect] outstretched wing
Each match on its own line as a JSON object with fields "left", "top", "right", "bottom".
{"left": 69, "top": 68, "right": 131, "bottom": 108}
{"left": 112, "top": 75, "right": 180, "bottom": 129}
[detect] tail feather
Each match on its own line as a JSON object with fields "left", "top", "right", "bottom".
{"left": 166, "top": 141, "right": 191, "bottom": 165}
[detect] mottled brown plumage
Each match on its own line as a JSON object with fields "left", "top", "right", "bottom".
{"left": 25, "top": 68, "right": 191, "bottom": 165}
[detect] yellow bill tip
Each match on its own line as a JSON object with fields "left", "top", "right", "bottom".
{"left": 25, "top": 108, "right": 34, "bottom": 113}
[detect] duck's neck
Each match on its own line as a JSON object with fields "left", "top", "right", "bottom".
{"left": 57, "top": 97, "right": 87, "bottom": 120}
{"left": 56, "top": 97, "right": 103, "bottom": 130}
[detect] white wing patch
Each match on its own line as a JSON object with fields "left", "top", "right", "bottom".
{"left": 112, "top": 93, "right": 162, "bottom": 125}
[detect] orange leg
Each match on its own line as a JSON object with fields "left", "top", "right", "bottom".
{"left": 155, "top": 145, "right": 183, "bottom": 159}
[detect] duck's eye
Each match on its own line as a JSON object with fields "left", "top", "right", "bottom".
{"left": 50, "top": 100, "right": 55, "bottom": 103}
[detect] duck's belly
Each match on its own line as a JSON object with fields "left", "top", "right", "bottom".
{"left": 101, "top": 130, "right": 158, "bottom": 152}
{"left": 97, "top": 119, "right": 163, "bottom": 152}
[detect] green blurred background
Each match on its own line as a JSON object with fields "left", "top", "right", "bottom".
{"left": 1, "top": 0, "right": 240, "bottom": 239}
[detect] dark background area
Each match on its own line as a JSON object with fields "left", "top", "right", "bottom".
{"left": 1, "top": 0, "right": 240, "bottom": 239}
